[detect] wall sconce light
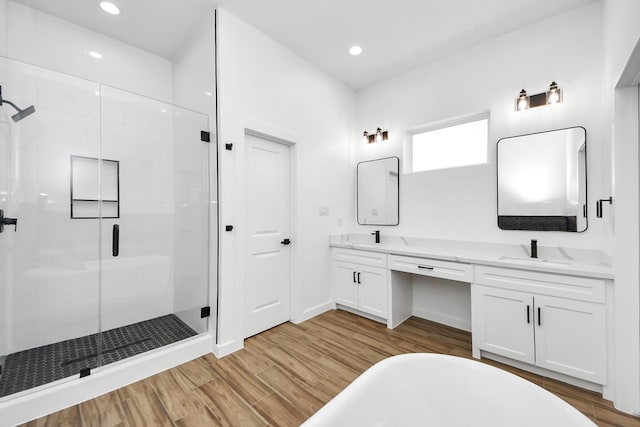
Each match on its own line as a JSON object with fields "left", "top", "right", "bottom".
{"left": 515, "top": 81, "right": 562, "bottom": 111}
{"left": 363, "top": 127, "right": 388, "bottom": 143}
{"left": 517, "top": 89, "right": 529, "bottom": 111}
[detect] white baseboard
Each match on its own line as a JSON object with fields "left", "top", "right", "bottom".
{"left": 213, "top": 339, "right": 243, "bottom": 358}
{"left": 480, "top": 351, "right": 604, "bottom": 395}
{"left": 335, "top": 305, "right": 387, "bottom": 325}
{"left": 0, "top": 334, "right": 212, "bottom": 426}
{"left": 412, "top": 307, "right": 471, "bottom": 332}
{"left": 292, "top": 301, "right": 334, "bottom": 324}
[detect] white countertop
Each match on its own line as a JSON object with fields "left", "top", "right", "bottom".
{"left": 330, "top": 234, "right": 613, "bottom": 280}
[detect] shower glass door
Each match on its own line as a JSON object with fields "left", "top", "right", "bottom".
{"left": 0, "top": 57, "right": 101, "bottom": 398}
{"left": 97, "top": 86, "right": 209, "bottom": 365}
{"left": 0, "top": 59, "right": 211, "bottom": 400}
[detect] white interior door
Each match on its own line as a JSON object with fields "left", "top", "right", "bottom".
{"left": 245, "top": 133, "right": 291, "bottom": 338}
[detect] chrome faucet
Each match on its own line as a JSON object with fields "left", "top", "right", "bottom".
{"left": 371, "top": 230, "right": 381, "bottom": 244}
{"left": 530, "top": 239, "right": 538, "bottom": 258}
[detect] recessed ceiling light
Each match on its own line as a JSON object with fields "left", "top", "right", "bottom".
{"left": 88, "top": 50, "right": 103, "bottom": 59}
{"left": 100, "top": 2, "right": 120, "bottom": 15}
{"left": 204, "top": 91, "right": 213, "bottom": 97}
{"left": 349, "top": 45, "right": 363, "bottom": 56}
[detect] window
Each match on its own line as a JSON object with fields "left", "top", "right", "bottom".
{"left": 407, "top": 113, "right": 489, "bottom": 173}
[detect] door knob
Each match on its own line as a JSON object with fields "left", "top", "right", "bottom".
{"left": 281, "top": 238, "right": 291, "bottom": 245}
{"left": 0, "top": 209, "right": 18, "bottom": 233}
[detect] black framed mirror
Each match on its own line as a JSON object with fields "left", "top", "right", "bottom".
{"left": 357, "top": 157, "right": 399, "bottom": 225}
{"left": 497, "top": 127, "right": 587, "bottom": 232}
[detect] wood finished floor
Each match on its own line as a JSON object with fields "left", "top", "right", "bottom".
{"left": 21, "top": 309, "right": 640, "bottom": 427}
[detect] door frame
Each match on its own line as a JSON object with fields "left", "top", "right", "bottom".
{"left": 612, "top": 40, "right": 640, "bottom": 414}
{"left": 241, "top": 127, "right": 297, "bottom": 337}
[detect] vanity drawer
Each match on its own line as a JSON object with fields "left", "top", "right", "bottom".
{"left": 332, "top": 247, "right": 387, "bottom": 268}
{"left": 474, "top": 265, "right": 605, "bottom": 303}
{"left": 388, "top": 254, "right": 473, "bottom": 283}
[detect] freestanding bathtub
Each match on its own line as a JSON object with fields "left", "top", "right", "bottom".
{"left": 301, "top": 353, "right": 596, "bottom": 427}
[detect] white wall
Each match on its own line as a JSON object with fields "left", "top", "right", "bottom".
{"left": 0, "top": 0, "right": 7, "bottom": 55}
{"left": 602, "top": 0, "right": 640, "bottom": 416}
{"left": 352, "top": 3, "right": 609, "bottom": 347}
{"left": 5, "top": 2, "right": 173, "bottom": 102}
{"left": 215, "top": 8, "right": 355, "bottom": 354}
{"left": 172, "top": 15, "right": 217, "bottom": 115}
{"left": 354, "top": 3, "right": 606, "bottom": 251}
{"left": 602, "top": 0, "right": 640, "bottom": 87}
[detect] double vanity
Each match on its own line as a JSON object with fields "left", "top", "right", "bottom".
{"left": 344, "top": 126, "right": 614, "bottom": 395}
{"left": 329, "top": 234, "right": 613, "bottom": 395}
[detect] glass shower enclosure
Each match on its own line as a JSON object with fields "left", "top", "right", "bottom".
{"left": 0, "top": 56, "right": 211, "bottom": 398}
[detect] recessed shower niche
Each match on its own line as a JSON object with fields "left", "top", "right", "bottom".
{"left": 70, "top": 156, "right": 120, "bottom": 219}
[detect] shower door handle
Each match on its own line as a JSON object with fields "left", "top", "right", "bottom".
{"left": 0, "top": 209, "right": 18, "bottom": 233}
{"left": 112, "top": 224, "right": 119, "bottom": 257}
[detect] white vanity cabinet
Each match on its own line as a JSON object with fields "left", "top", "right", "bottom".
{"left": 472, "top": 266, "right": 607, "bottom": 385}
{"left": 331, "top": 248, "right": 388, "bottom": 319}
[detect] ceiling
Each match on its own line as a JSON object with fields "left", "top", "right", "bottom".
{"left": 13, "top": 0, "right": 597, "bottom": 90}
{"left": 12, "top": 0, "right": 217, "bottom": 60}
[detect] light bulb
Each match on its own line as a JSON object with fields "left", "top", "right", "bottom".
{"left": 517, "top": 89, "right": 528, "bottom": 111}
{"left": 548, "top": 82, "right": 560, "bottom": 104}
{"left": 363, "top": 131, "right": 369, "bottom": 143}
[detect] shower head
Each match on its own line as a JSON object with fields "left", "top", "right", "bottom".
{"left": 11, "top": 105, "right": 36, "bottom": 123}
{"left": 0, "top": 85, "right": 36, "bottom": 123}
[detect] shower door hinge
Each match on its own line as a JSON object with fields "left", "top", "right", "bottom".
{"left": 201, "top": 131, "right": 211, "bottom": 143}
{"left": 79, "top": 368, "right": 91, "bottom": 378}
{"left": 201, "top": 306, "right": 211, "bottom": 318}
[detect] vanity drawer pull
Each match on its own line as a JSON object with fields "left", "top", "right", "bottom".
{"left": 417, "top": 265, "right": 434, "bottom": 270}
{"left": 538, "top": 307, "right": 541, "bottom": 326}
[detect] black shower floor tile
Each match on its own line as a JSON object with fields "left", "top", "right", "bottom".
{"left": 0, "top": 314, "right": 197, "bottom": 398}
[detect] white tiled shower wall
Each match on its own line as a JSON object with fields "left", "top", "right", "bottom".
{"left": 0, "top": 1, "right": 216, "bottom": 355}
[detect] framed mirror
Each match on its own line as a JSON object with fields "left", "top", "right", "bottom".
{"left": 357, "top": 157, "right": 399, "bottom": 225}
{"left": 497, "top": 126, "right": 587, "bottom": 232}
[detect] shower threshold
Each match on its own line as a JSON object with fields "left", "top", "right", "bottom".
{"left": 0, "top": 314, "right": 197, "bottom": 398}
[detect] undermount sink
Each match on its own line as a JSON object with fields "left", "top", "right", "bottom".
{"left": 499, "top": 256, "right": 571, "bottom": 266}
